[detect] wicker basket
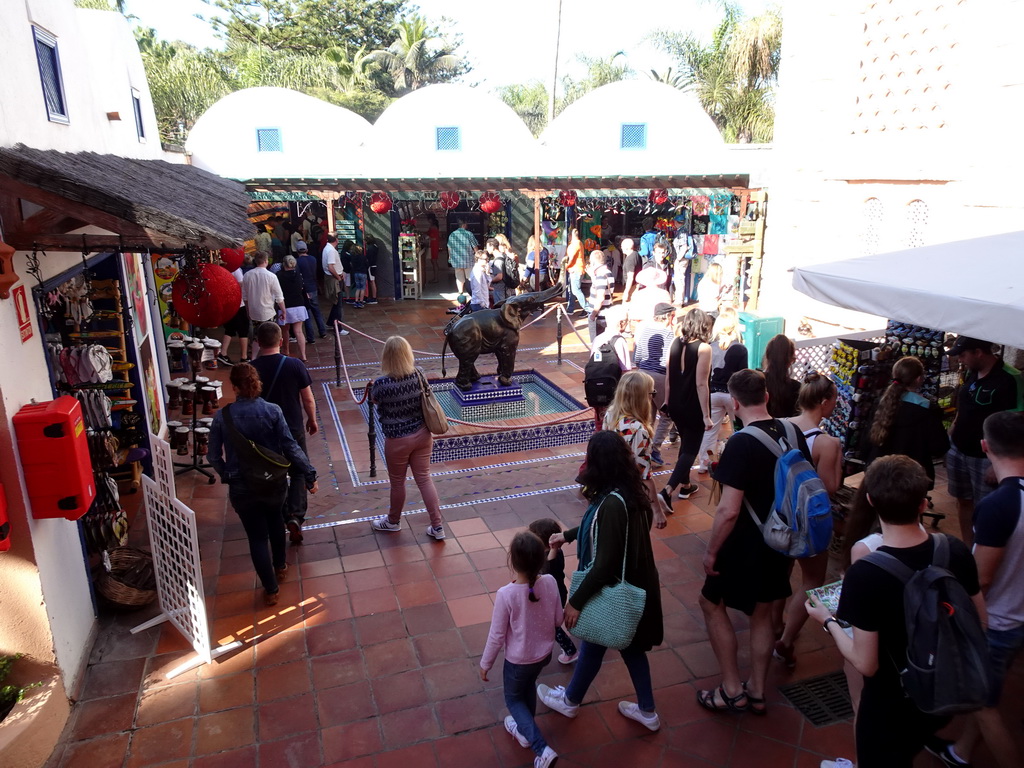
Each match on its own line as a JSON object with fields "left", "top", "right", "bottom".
{"left": 95, "top": 547, "right": 157, "bottom": 609}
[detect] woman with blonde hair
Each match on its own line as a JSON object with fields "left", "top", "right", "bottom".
{"left": 661, "top": 307, "right": 714, "bottom": 505}
{"left": 694, "top": 307, "right": 748, "bottom": 473}
{"left": 868, "top": 356, "right": 949, "bottom": 483}
{"left": 696, "top": 263, "right": 725, "bottom": 315}
{"left": 368, "top": 336, "right": 446, "bottom": 540}
{"left": 603, "top": 370, "right": 670, "bottom": 528}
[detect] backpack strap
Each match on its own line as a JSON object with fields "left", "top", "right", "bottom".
{"left": 265, "top": 355, "right": 287, "bottom": 400}
{"left": 930, "top": 532, "right": 950, "bottom": 570}
{"left": 862, "top": 533, "right": 948, "bottom": 583}
{"left": 738, "top": 423, "right": 786, "bottom": 458}
{"left": 220, "top": 404, "right": 251, "bottom": 461}
{"left": 778, "top": 419, "right": 800, "bottom": 451}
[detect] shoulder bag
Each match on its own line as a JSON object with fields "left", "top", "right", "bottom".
{"left": 568, "top": 491, "right": 648, "bottom": 649}
{"left": 222, "top": 404, "right": 291, "bottom": 494}
{"left": 416, "top": 369, "right": 449, "bottom": 435}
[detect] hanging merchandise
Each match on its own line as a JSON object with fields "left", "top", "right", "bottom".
{"left": 479, "top": 192, "right": 502, "bottom": 214}
{"left": 559, "top": 190, "right": 577, "bottom": 207}
{"left": 649, "top": 189, "right": 669, "bottom": 207}
{"left": 171, "top": 247, "right": 241, "bottom": 329}
{"left": 219, "top": 247, "right": 245, "bottom": 272}
{"left": 440, "top": 191, "right": 461, "bottom": 211}
{"left": 369, "top": 192, "right": 393, "bottom": 214}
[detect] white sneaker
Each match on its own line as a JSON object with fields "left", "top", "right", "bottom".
{"left": 820, "top": 761, "right": 854, "bottom": 768}
{"left": 504, "top": 715, "right": 530, "bottom": 748}
{"left": 426, "top": 525, "right": 445, "bottom": 540}
{"left": 370, "top": 517, "right": 401, "bottom": 532}
{"left": 535, "top": 746, "right": 558, "bottom": 768}
{"left": 537, "top": 684, "right": 578, "bottom": 718}
{"left": 557, "top": 651, "right": 578, "bottom": 665}
{"left": 617, "top": 701, "right": 661, "bottom": 731}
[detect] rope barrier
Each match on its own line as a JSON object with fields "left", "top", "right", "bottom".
{"left": 557, "top": 305, "right": 595, "bottom": 349}
{"left": 333, "top": 321, "right": 369, "bottom": 404}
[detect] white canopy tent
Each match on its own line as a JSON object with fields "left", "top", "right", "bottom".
{"left": 791, "top": 231, "right": 1024, "bottom": 348}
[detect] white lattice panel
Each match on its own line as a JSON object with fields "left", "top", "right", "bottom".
{"left": 905, "top": 199, "right": 929, "bottom": 248}
{"left": 141, "top": 439, "right": 212, "bottom": 665}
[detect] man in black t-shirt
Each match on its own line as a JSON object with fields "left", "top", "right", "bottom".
{"left": 807, "top": 456, "right": 982, "bottom": 768}
{"left": 620, "top": 238, "right": 642, "bottom": 302}
{"left": 251, "top": 322, "right": 318, "bottom": 544}
{"left": 946, "top": 336, "right": 1023, "bottom": 544}
{"left": 697, "top": 369, "right": 808, "bottom": 715}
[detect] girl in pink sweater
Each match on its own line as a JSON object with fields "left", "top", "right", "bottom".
{"left": 480, "top": 531, "right": 563, "bottom": 768}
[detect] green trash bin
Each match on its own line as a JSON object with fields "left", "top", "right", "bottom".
{"left": 738, "top": 311, "right": 785, "bottom": 369}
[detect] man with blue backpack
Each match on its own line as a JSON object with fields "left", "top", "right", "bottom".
{"left": 697, "top": 369, "right": 821, "bottom": 715}
{"left": 807, "top": 455, "right": 987, "bottom": 768}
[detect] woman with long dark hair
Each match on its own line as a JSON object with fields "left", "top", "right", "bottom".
{"left": 661, "top": 307, "right": 714, "bottom": 505}
{"left": 538, "top": 430, "right": 664, "bottom": 731}
{"left": 869, "top": 356, "right": 949, "bottom": 483}
{"left": 763, "top": 334, "right": 800, "bottom": 418}
{"left": 695, "top": 307, "right": 748, "bottom": 472}
{"left": 208, "top": 363, "right": 318, "bottom": 606}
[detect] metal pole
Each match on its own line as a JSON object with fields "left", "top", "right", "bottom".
{"left": 549, "top": 0, "right": 563, "bottom": 125}
{"left": 556, "top": 306, "right": 563, "bottom": 365}
{"left": 367, "top": 398, "right": 377, "bottom": 478}
{"left": 334, "top": 321, "right": 341, "bottom": 388}
{"left": 533, "top": 195, "right": 541, "bottom": 292}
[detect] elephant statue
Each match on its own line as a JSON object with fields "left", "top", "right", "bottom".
{"left": 441, "top": 284, "right": 562, "bottom": 391}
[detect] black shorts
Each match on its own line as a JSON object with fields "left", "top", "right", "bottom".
{"left": 701, "top": 531, "right": 792, "bottom": 615}
{"left": 856, "top": 682, "right": 948, "bottom": 767}
{"left": 367, "top": 265, "right": 377, "bottom": 281}
{"left": 223, "top": 305, "right": 249, "bottom": 337}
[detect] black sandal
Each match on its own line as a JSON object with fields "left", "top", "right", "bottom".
{"left": 697, "top": 685, "right": 749, "bottom": 713}
{"left": 742, "top": 681, "right": 767, "bottom": 716}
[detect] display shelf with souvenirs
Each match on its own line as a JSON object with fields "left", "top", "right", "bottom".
{"left": 399, "top": 233, "right": 421, "bottom": 300}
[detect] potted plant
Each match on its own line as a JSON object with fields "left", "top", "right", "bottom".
{"left": 0, "top": 654, "right": 41, "bottom": 723}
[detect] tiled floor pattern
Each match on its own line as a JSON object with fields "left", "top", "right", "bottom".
{"left": 46, "top": 298, "right": 1024, "bottom": 768}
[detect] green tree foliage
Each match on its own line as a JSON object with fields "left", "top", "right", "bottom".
{"left": 651, "top": 2, "right": 781, "bottom": 143}
{"left": 367, "top": 15, "right": 467, "bottom": 95}
{"left": 202, "top": 0, "right": 406, "bottom": 54}
{"left": 495, "top": 81, "right": 549, "bottom": 137}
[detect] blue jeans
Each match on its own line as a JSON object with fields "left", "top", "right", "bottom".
{"left": 504, "top": 655, "right": 551, "bottom": 756}
{"left": 986, "top": 623, "right": 1024, "bottom": 706}
{"left": 566, "top": 271, "right": 589, "bottom": 312}
{"left": 304, "top": 290, "right": 327, "bottom": 338}
{"left": 565, "top": 640, "right": 655, "bottom": 712}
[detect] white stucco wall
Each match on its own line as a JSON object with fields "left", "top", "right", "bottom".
{"left": 762, "top": 0, "right": 1024, "bottom": 330}
{"left": 187, "top": 87, "right": 374, "bottom": 179}
{"left": 0, "top": 1, "right": 162, "bottom": 159}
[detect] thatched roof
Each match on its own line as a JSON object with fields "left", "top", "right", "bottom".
{"left": 0, "top": 144, "right": 255, "bottom": 247}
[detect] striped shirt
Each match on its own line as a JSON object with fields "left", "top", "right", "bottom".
{"left": 447, "top": 228, "right": 479, "bottom": 269}
{"left": 588, "top": 264, "right": 613, "bottom": 314}
{"left": 369, "top": 371, "right": 426, "bottom": 439}
{"left": 634, "top": 323, "right": 673, "bottom": 374}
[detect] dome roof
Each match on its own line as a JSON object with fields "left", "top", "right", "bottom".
{"left": 363, "top": 84, "right": 538, "bottom": 177}
{"left": 540, "top": 80, "right": 727, "bottom": 177}
{"left": 187, "top": 87, "right": 372, "bottom": 179}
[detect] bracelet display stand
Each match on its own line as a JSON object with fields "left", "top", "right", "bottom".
{"left": 168, "top": 334, "right": 219, "bottom": 483}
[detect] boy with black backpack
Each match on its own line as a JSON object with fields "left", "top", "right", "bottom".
{"left": 807, "top": 455, "right": 986, "bottom": 768}
{"left": 583, "top": 305, "right": 630, "bottom": 431}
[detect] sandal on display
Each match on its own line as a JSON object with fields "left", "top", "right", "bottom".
{"left": 697, "top": 686, "right": 748, "bottom": 713}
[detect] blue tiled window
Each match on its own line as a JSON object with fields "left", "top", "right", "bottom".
{"left": 620, "top": 123, "right": 647, "bottom": 150}
{"left": 256, "top": 128, "right": 283, "bottom": 152}
{"left": 436, "top": 126, "right": 461, "bottom": 151}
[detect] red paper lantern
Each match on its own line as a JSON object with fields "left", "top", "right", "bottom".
{"left": 369, "top": 192, "right": 392, "bottom": 215}
{"left": 558, "top": 190, "right": 577, "bottom": 207}
{"left": 479, "top": 192, "right": 502, "bottom": 214}
{"left": 219, "top": 247, "right": 245, "bottom": 272}
{"left": 649, "top": 188, "right": 669, "bottom": 206}
{"left": 440, "top": 191, "right": 461, "bottom": 211}
{"left": 171, "top": 263, "right": 241, "bottom": 328}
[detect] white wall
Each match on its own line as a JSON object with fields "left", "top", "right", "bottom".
{"left": 0, "top": 0, "right": 162, "bottom": 159}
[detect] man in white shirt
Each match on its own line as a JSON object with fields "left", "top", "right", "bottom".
{"left": 242, "top": 252, "right": 285, "bottom": 355}
{"left": 321, "top": 234, "right": 349, "bottom": 335}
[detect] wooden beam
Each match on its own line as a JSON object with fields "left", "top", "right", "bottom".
{"left": 4, "top": 232, "right": 187, "bottom": 252}
{"left": 0, "top": 192, "right": 23, "bottom": 240}
{"left": 18, "top": 207, "right": 86, "bottom": 237}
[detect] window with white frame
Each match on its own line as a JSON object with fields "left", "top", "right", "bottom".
{"left": 132, "top": 89, "right": 145, "bottom": 141}
{"left": 436, "top": 126, "right": 461, "bottom": 151}
{"left": 256, "top": 128, "right": 283, "bottom": 152}
{"left": 620, "top": 123, "right": 647, "bottom": 150}
{"left": 33, "top": 27, "right": 68, "bottom": 123}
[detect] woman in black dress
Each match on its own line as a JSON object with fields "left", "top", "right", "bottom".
{"left": 661, "top": 307, "right": 714, "bottom": 505}
{"left": 763, "top": 334, "right": 800, "bottom": 418}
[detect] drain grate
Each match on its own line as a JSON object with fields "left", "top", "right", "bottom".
{"left": 778, "top": 670, "right": 854, "bottom": 726}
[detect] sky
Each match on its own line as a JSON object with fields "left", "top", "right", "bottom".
{"left": 123, "top": 0, "right": 771, "bottom": 91}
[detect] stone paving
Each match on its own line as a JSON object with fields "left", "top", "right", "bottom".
{"left": 44, "top": 298, "right": 1023, "bottom": 768}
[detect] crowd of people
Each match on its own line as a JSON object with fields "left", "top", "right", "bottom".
{"left": 200, "top": 213, "right": 1022, "bottom": 768}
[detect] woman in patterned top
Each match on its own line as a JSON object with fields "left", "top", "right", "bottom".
{"left": 603, "top": 370, "right": 670, "bottom": 529}
{"left": 368, "top": 336, "right": 446, "bottom": 540}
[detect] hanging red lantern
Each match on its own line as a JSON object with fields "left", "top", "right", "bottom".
{"left": 219, "top": 247, "right": 245, "bottom": 272}
{"left": 369, "top": 192, "right": 393, "bottom": 215}
{"left": 479, "top": 192, "right": 502, "bottom": 214}
{"left": 440, "top": 191, "right": 461, "bottom": 211}
{"left": 558, "top": 190, "right": 577, "bottom": 207}
{"left": 649, "top": 188, "right": 669, "bottom": 206}
{"left": 171, "top": 263, "right": 241, "bottom": 329}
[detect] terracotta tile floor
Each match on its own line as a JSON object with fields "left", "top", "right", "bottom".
{"left": 46, "top": 298, "right": 1024, "bottom": 768}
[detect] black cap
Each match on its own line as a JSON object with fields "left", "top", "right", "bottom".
{"left": 947, "top": 336, "right": 993, "bottom": 355}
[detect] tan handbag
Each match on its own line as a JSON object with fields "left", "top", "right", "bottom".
{"left": 417, "top": 370, "right": 449, "bottom": 435}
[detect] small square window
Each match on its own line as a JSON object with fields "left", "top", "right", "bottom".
{"left": 132, "top": 89, "right": 145, "bottom": 141}
{"left": 256, "top": 128, "right": 283, "bottom": 152}
{"left": 621, "top": 123, "right": 647, "bottom": 150}
{"left": 33, "top": 27, "right": 68, "bottom": 124}
{"left": 436, "top": 126, "right": 461, "bottom": 151}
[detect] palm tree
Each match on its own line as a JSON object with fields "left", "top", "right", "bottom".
{"left": 496, "top": 81, "right": 550, "bottom": 137}
{"left": 367, "top": 15, "right": 462, "bottom": 95}
{"left": 558, "top": 52, "right": 633, "bottom": 112}
{"left": 647, "top": 68, "right": 687, "bottom": 89}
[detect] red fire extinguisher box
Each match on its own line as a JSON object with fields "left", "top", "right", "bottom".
{"left": 13, "top": 396, "right": 96, "bottom": 521}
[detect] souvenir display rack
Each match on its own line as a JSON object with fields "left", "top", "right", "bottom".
{"left": 165, "top": 334, "right": 219, "bottom": 484}
{"left": 399, "top": 233, "right": 421, "bottom": 299}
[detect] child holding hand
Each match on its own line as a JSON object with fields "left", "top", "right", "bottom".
{"left": 529, "top": 518, "right": 579, "bottom": 664}
{"left": 480, "top": 531, "right": 562, "bottom": 768}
